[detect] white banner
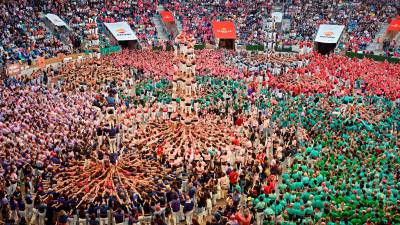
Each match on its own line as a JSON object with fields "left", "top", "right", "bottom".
{"left": 315, "top": 24, "right": 345, "bottom": 44}
{"left": 104, "top": 22, "right": 138, "bottom": 41}
{"left": 271, "top": 12, "right": 283, "bottom": 23}
{"left": 45, "top": 14, "right": 68, "bottom": 27}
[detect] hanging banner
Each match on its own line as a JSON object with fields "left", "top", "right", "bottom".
{"left": 45, "top": 14, "right": 68, "bottom": 27}
{"left": 104, "top": 22, "right": 138, "bottom": 41}
{"left": 387, "top": 19, "right": 400, "bottom": 32}
{"left": 212, "top": 21, "right": 237, "bottom": 39}
{"left": 160, "top": 11, "right": 175, "bottom": 23}
{"left": 314, "top": 24, "right": 345, "bottom": 44}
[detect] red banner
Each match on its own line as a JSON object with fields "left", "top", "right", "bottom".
{"left": 212, "top": 21, "right": 237, "bottom": 39}
{"left": 160, "top": 11, "right": 174, "bottom": 23}
{"left": 387, "top": 19, "right": 400, "bottom": 32}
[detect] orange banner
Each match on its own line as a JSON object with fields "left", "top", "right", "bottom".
{"left": 212, "top": 21, "right": 237, "bottom": 39}
{"left": 160, "top": 11, "right": 174, "bottom": 23}
{"left": 387, "top": 19, "right": 400, "bottom": 32}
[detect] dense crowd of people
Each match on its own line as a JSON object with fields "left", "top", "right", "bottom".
{"left": 162, "top": 0, "right": 271, "bottom": 45}
{"left": 0, "top": 0, "right": 72, "bottom": 67}
{"left": 1, "top": 45, "right": 399, "bottom": 225}
{"left": 1, "top": 1, "right": 400, "bottom": 225}
{"left": 1, "top": 0, "right": 399, "bottom": 67}
{"left": 282, "top": 0, "right": 399, "bottom": 52}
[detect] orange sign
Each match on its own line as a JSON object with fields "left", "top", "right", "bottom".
{"left": 160, "top": 11, "right": 174, "bottom": 23}
{"left": 212, "top": 21, "right": 237, "bottom": 39}
{"left": 115, "top": 28, "right": 127, "bottom": 34}
{"left": 387, "top": 19, "right": 400, "bottom": 32}
{"left": 323, "top": 31, "right": 334, "bottom": 37}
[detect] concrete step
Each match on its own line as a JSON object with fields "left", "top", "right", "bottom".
{"left": 152, "top": 16, "right": 169, "bottom": 41}
{"left": 155, "top": 5, "right": 181, "bottom": 38}
{"left": 364, "top": 23, "right": 388, "bottom": 52}
{"left": 157, "top": 5, "right": 165, "bottom": 12}
{"left": 373, "top": 23, "right": 388, "bottom": 42}
{"left": 175, "top": 17, "right": 183, "bottom": 33}
{"left": 366, "top": 42, "right": 380, "bottom": 52}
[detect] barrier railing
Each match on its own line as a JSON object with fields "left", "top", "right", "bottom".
{"left": 245, "top": 45, "right": 294, "bottom": 52}
{"left": 345, "top": 52, "right": 400, "bottom": 64}
{"left": 32, "top": 53, "right": 87, "bottom": 68}
{"left": 246, "top": 45, "right": 264, "bottom": 51}
{"left": 194, "top": 44, "right": 206, "bottom": 50}
{"left": 100, "top": 45, "right": 122, "bottom": 55}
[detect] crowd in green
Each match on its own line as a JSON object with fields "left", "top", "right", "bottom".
{"left": 126, "top": 74, "right": 400, "bottom": 224}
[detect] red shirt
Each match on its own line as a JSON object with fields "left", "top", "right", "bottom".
{"left": 256, "top": 153, "right": 265, "bottom": 162}
{"left": 236, "top": 212, "right": 251, "bottom": 225}
{"left": 156, "top": 146, "right": 164, "bottom": 156}
{"left": 228, "top": 171, "right": 239, "bottom": 184}
{"left": 263, "top": 182, "right": 275, "bottom": 194}
{"left": 235, "top": 117, "right": 244, "bottom": 126}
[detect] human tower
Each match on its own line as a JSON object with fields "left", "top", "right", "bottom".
{"left": 49, "top": 33, "right": 246, "bottom": 206}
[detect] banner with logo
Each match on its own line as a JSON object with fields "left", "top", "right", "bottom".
{"left": 271, "top": 12, "right": 283, "bottom": 23}
{"left": 387, "top": 19, "right": 400, "bottom": 32}
{"left": 212, "top": 21, "right": 237, "bottom": 39}
{"left": 160, "top": 11, "right": 174, "bottom": 23}
{"left": 314, "top": 24, "right": 345, "bottom": 44}
{"left": 45, "top": 14, "right": 68, "bottom": 27}
{"left": 104, "top": 22, "right": 138, "bottom": 41}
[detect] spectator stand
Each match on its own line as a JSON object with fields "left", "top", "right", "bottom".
{"left": 152, "top": 6, "right": 171, "bottom": 42}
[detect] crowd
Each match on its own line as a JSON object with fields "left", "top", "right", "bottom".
{"left": 282, "top": 0, "right": 399, "bottom": 52}
{"left": 223, "top": 51, "right": 310, "bottom": 76}
{"left": 107, "top": 49, "right": 241, "bottom": 78}
{"left": 0, "top": 1, "right": 400, "bottom": 224}
{"left": 0, "top": 0, "right": 72, "bottom": 67}
{"left": 269, "top": 52, "right": 400, "bottom": 99}
{"left": 1, "top": 0, "right": 399, "bottom": 67}
{"left": 0, "top": 50, "right": 283, "bottom": 225}
{"left": 162, "top": 0, "right": 271, "bottom": 45}
{"left": 39, "top": 0, "right": 160, "bottom": 47}
{"left": 1, "top": 44, "right": 399, "bottom": 225}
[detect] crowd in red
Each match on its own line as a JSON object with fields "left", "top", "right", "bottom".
{"left": 108, "top": 49, "right": 239, "bottom": 78}
{"left": 269, "top": 53, "right": 400, "bottom": 99}
{"left": 107, "top": 49, "right": 400, "bottom": 100}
